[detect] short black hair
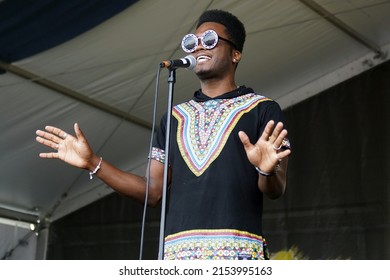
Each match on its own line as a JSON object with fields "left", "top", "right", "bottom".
{"left": 196, "top": 9, "right": 246, "bottom": 52}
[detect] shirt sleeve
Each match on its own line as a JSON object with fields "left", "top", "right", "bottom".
{"left": 150, "top": 113, "right": 167, "bottom": 164}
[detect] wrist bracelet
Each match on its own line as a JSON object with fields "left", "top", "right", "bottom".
{"left": 255, "top": 166, "right": 275, "bottom": 177}
{"left": 89, "top": 157, "right": 103, "bottom": 180}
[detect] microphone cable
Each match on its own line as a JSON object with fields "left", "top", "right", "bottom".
{"left": 138, "top": 63, "right": 162, "bottom": 260}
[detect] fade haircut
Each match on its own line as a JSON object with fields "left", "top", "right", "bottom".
{"left": 196, "top": 9, "right": 246, "bottom": 52}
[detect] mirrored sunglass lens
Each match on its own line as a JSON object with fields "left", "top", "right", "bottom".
{"left": 202, "top": 31, "right": 217, "bottom": 48}
{"left": 182, "top": 35, "right": 197, "bottom": 52}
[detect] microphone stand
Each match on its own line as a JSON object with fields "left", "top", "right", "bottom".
{"left": 157, "top": 67, "right": 176, "bottom": 260}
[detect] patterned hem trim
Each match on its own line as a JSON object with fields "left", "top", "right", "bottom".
{"left": 164, "top": 229, "right": 267, "bottom": 260}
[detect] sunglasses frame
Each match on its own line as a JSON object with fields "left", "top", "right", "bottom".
{"left": 181, "top": 29, "right": 237, "bottom": 53}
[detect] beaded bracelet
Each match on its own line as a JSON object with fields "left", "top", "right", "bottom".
{"left": 89, "top": 157, "right": 103, "bottom": 180}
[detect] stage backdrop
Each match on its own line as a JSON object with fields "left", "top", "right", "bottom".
{"left": 47, "top": 60, "right": 390, "bottom": 260}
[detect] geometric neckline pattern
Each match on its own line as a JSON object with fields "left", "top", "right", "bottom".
{"left": 173, "top": 93, "right": 271, "bottom": 176}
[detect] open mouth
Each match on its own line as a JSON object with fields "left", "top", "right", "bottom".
{"left": 196, "top": 55, "right": 211, "bottom": 63}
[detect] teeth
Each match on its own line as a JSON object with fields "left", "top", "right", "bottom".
{"left": 197, "top": 55, "right": 210, "bottom": 62}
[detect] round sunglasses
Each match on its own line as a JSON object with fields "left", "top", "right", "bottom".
{"left": 181, "top": 29, "right": 237, "bottom": 53}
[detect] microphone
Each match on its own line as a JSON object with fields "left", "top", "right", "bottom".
{"left": 160, "top": 55, "right": 196, "bottom": 70}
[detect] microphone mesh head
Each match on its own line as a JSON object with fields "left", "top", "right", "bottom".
{"left": 185, "top": 55, "right": 197, "bottom": 70}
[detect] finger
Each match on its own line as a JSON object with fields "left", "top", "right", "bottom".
{"left": 272, "top": 128, "right": 288, "bottom": 150}
{"left": 270, "top": 122, "right": 284, "bottom": 142}
{"left": 74, "top": 123, "right": 84, "bottom": 140}
{"left": 45, "top": 126, "right": 69, "bottom": 140}
{"left": 276, "top": 148, "right": 291, "bottom": 160}
{"left": 238, "top": 131, "right": 252, "bottom": 150}
{"left": 36, "top": 129, "right": 62, "bottom": 144}
{"left": 260, "top": 120, "right": 275, "bottom": 142}
{"left": 36, "top": 136, "right": 60, "bottom": 150}
{"left": 39, "top": 152, "right": 60, "bottom": 159}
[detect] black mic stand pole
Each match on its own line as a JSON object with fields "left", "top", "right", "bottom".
{"left": 157, "top": 67, "right": 176, "bottom": 260}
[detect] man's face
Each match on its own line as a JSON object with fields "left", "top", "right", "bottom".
{"left": 191, "top": 22, "right": 237, "bottom": 80}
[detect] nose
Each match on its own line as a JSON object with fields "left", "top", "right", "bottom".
{"left": 193, "top": 38, "right": 204, "bottom": 52}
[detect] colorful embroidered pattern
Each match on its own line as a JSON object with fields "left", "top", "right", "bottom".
{"left": 150, "top": 147, "right": 165, "bottom": 164}
{"left": 164, "top": 229, "right": 267, "bottom": 260}
{"left": 173, "top": 93, "right": 270, "bottom": 176}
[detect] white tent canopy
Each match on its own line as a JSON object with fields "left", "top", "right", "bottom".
{"left": 1, "top": 0, "right": 390, "bottom": 259}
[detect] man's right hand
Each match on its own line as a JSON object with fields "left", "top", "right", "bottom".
{"left": 36, "top": 123, "right": 95, "bottom": 170}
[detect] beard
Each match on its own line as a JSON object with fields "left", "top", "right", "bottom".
{"left": 195, "top": 68, "right": 212, "bottom": 80}
{"left": 194, "top": 64, "right": 222, "bottom": 81}
{"left": 194, "top": 57, "right": 233, "bottom": 81}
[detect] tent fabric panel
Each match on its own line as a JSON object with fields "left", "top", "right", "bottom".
{"left": 0, "top": 0, "right": 138, "bottom": 62}
{"left": 0, "top": 71, "right": 152, "bottom": 215}
{"left": 0, "top": 220, "right": 37, "bottom": 260}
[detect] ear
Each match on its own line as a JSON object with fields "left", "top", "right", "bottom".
{"left": 232, "top": 50, "right": 242, "bottom": 63}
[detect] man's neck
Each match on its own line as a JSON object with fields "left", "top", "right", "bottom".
{"left": 199, "top": 78, "right": 237, "bottom": 98}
